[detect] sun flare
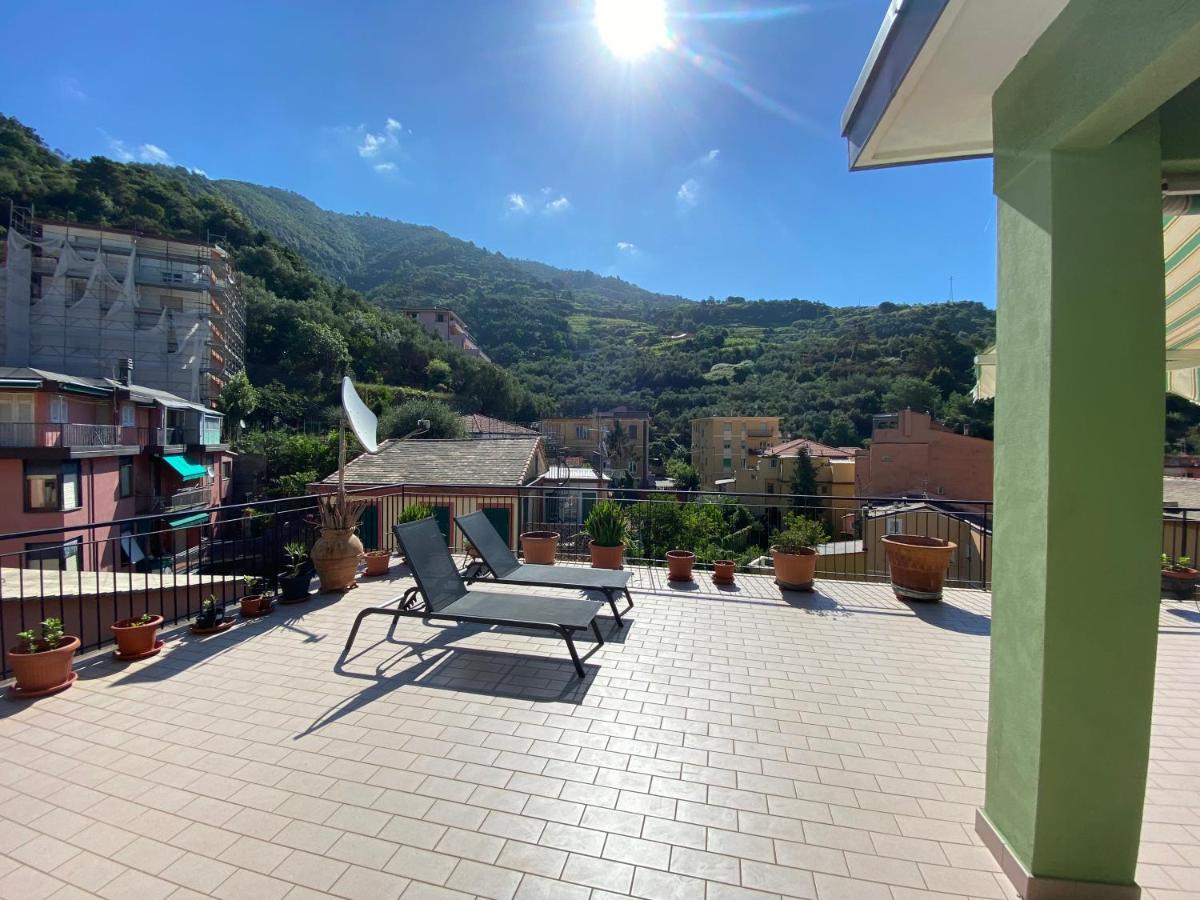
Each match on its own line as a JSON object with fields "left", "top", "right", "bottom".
{"left": 594, "top": 0, "right": 669, "bottom": 59}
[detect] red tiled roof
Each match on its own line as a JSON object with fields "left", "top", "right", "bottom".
{"left": 460, "top": 414, "right": 538, "bottom": 437}
{"left": 762, "top": 437, "right": 854, "bottom": 459}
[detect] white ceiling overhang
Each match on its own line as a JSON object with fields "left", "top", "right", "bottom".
{"left": 842, "top": 0, "right": 1070, "bottom": 171}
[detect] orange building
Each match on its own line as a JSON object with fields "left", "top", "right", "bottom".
{"left": 855, "top": 410, "right": 993, "bottom": 502}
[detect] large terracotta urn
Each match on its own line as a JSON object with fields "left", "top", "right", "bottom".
{"left": 881, "top": 534, "right": 956, "bottom": 601}
{"left": 589, "top": 541, "right": 625, "bottom": 570}
{"left": 312, "top": 527, "right": 364, "bottom": 592}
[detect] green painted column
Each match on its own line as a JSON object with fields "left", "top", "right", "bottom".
{"left": 982, "top": 114, "right": 1164, "bottom": 888}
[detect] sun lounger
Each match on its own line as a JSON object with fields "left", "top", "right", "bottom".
{"left": 454, "top": 511, "right": 634, "bottom": 625}
{"left": 343, "top": 517, "right": 604, "bottom": 677}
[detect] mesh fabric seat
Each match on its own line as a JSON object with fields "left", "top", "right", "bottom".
{"left": 455, "top": 511, "right": 634, "bottom": 624}
{"left": 342, "top": 517, "right": 604, "bottom": 678}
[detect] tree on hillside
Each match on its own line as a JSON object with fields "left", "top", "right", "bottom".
{"left": 666, "top": 459, "right": 701, "bottom": 491}
{"left": 883, "top": 376, "right": 941, "bottom": 415}
{"left": 790, "top": 446, "right": 818, "bottom": 502}
{"left": 821, "top": 411, "right": 861, "bottom": 448}
{"left": 217, "top": 370, "right": 259, "bottom": 440}
{"left": 379, "top": 398, "right": 466, "bottom": 441}
{"left": 425, "top": 359, "right": 452, "bottom": 391}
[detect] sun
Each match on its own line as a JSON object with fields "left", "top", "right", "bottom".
{"left": 594, "top": 0, "right": 669, "bottom": 60}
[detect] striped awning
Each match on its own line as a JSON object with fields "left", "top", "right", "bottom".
{"left": 976, "top": 200, "right": 1200, "bottom": 402}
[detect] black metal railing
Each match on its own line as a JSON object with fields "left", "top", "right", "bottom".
{"left": 0, "top": 422, "right": 134, "bottom": 448}
{"left": 137, "top": 485, "right": 213, "bottom": 514}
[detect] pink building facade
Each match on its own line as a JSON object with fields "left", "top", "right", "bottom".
{"left": 855, "top": 409, "right": 993, "bottom": 502}
{"left": 400, "top": 308, "right": 490, "bottom": 361}
{"left": 0, "top": 368, "right": 232, "bottom": 572}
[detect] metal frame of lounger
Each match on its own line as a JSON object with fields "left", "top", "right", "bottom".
{"left": 343, "top": 518, "right": 604, "bottom": 678}
{"left": 453, "top": 511, "right": 634, "bottom": 625}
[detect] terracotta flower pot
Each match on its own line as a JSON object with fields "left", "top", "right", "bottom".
{"left": 363, "top": 550, "right": 391, "bottom": 577}
{"left": 240, "top": 595, "right": 271, "bottom": 617}
{"left": 713, "top": 560, "right": 736, "bottom": 585}
{"left": 1162, "top": 566, "right": 1199, "bottom": 599}
{"left": 521, "top": 531, "right": 559, "bottom": 565}
{"left": 312, "top": 527, "right": 364, "bottom": 592}
{"left": 590, "top": 541, "right": 625, "bottom": 570}
{"left": 772, "top": 546, "right": 817, "bottom": 591}
{"left": 111, "top": 615, "right": 163, "bottom": 659}
{"left": 881, "top": 534, "right": 956, "bottom": 601}
{"left": 7, "top": 636, "right": 80, "bottom": 697}
{"left": 666, "top": 550, "right": 695, "bottom": 582}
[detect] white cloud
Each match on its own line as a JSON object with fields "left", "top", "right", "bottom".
{"left": 106, "top": 137, "right": 133, "bottom": 162}
{"left": 59, "top": 76, "right": 87, "bottom": 102}
{"left": 189, "top": 167, "right": 208, "bottom": 177}
{"left": 374, "top": 162, "right": 397, "bottom": 173}
{"left": 702, "top": 148, "right": 720, "bottom": 164}
{"left": 138, "top": 143, "right": 171, "bottom": 164}
{"left": 386, "top": 117, "right": 402, "bottom": 132}
{"left": 677, "top": 177, "right": 700, "bottom": 207}
{"left": 616, "top": 241, "right": 638, "bottom": 254}
{"left": 542, "top": 196, "right": 571, "bottom": 215}
{"left": 507, "top": 193, "right": 530, "bottom": 214}
{"left": 357, "top": 117, "right": 403, "bottom": 158}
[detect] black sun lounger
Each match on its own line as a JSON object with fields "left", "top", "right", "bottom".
{"left": 454, "top": 511, "right": 634, "bottom": 625}
{"left": 343, "top": 517, "right": 604, "bottom": 677}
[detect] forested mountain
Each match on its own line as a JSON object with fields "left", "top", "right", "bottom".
{"left": 1, "top": 114, "right": 999, "bottom": 450}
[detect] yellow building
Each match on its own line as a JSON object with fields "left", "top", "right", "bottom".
{"left": 538, "top": 407, "right": 650, "bottom": 486}
{"left": 734, "top": 438, "right": 856, "bottom": 534}
{"left": 690, "top": 416, "right": 781, "bottom": 488}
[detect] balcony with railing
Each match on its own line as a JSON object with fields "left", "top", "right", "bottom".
{"left": 136, "top": 425, "right": 185, "bottom": 447}
{"left": 138, "top": 484, "right": 212, "bottom": 514}
{"left": 0, "top": 421, "right": 137, "bottom": 449}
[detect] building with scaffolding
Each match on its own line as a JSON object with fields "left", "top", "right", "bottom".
{"left": 0, "top": 206, "right": 246, "bottom": 408}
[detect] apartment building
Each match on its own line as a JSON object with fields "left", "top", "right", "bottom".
{"left": 0, "top": 366, "right": 231, "bottom": 572}
{"left": 690, "top": 416, "right": 782, "bottom": 488}
{"left": 400, "top": 307, "right": 490, "bottom": 361}
{"left": 538, "top": 407, "right": 651, "bottom": 486}
{"left": 855, "top": 409, "right": 993, "bottom": 502}
{"left": 0, "top": 210, "right": 246, "bottom": 407}
{"left": 734, "top": 437, "right": 857, "bottom": 533}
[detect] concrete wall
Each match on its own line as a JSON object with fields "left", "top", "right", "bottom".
{"left": 856, "top": 410, "right": 993, "bottom": 500}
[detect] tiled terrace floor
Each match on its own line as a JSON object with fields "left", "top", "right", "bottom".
{"left": 1, "top": 565, "right": 1199, "bottom": 900}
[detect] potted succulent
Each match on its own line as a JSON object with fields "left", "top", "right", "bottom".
{"left": 240, "top": 576, "right": 272, "bottom": 617}
{"left": 712, "top": 560, "right": 736, "bottom": 585}
{"left": 666, "top": 550, "right": 696, "bottom": 582}
{"left": 363, "top": 548, "right": 391, "bottom": 576}
{"left": 192, "top": 595, "right": 232, "bottom": 634}
{"left": 111, "top": 612, "right": 164, "bottom": 661}
{"left": 586, "top": 501, "right": 628, "bottom": 570}
{"left": 6, "top": 618, "right": 79, "bottom": 698}
{"left": 394, "top": 504, "right": 435, "bottom": 562}
{"left": 520, "top": 530, "right": 559, "bottom": 565}
{"left": 772, "top": 514, "right": 828, "bottom": 591}
{"left": 1162, "top": 554, "right": 1199, "bottom": 599}
{"left": 881, "top": 534, "right": 957, "bottom": 601}
{"left": 278, "top": 542, "right": 312, "bottom": 603}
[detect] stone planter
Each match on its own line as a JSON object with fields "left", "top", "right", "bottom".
{"left": 6, "top": 636, "right": 80, "bottom": 698}
{"left": 363, "top": 550, "right": 391, "bottom": 577}
{"left": 312, "top": 527, "right": 364, "bottom": 592}
{"left": 111, "top": 615, "right": 163, "bottom": 661}
{"left": 881, "top": 534, "right": 957, "bottom": 601}
{"left": 712, "top": 560, "right": 736, "bottom": 585}
{"left": 772, "top": 547, "right": 817, "bottom": 591}
{"left": 666, "top": 550, "right": 696, "bottom": 582}
{"left": 521, "top": 531, "right": 559, "bottom": 565}
{"left": 1162, "top": 566, "right": 1199, "bottom": 599}
{"left": 589, "top": 541, "right": 625, "bottom": 570}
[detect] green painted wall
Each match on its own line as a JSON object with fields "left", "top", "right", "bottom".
{"left": 986, "top": 115, "right": 1164, "bottom": 883}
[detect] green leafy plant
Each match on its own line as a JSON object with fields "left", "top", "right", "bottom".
{"left": 396, "top": 503, "right": 435, "bottom": 524}
{"left": 1162, "top": 554, "right": 1195, "bottom": 572}
{"left": 15, "top": 618, "right": 66, "bottom": 654}
{"left": 202, "top": 596, "right": 216, "bottom": 611}
{"left": 133, "top": 613, "right": 155, "bottom": 625}
{"left": 282, "top": 542, "right": 309, "bottom": 578}
{"left": 242, "top": 574, "right": 265, "bottom": 595}
{"left": 772, "top": 514, "right": 828, "bottom": 555}
{"left": 585, "top": 501, "right": 628, "bottom": 548}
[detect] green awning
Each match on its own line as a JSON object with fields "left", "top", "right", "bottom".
{"left": 162, "top": 454, "right": 206, "bottom": 481}
{"left": 167, "top": 512, "right": 209, "bottom": 529}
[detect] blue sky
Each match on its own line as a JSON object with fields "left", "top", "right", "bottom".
{"left": 0, "top": 0, "right": 996, "bottom": 306}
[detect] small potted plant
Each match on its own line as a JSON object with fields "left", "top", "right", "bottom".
{"left": 712, "top": 560, "right": 736, "bottom": 585}
{"left": 240, "top": 576, "right": 271, "bottom": 617}
{"left": 1162, "top": 554, "right": 1199, "bottom": 599}
{"left": 520, "top": 530, "right": 559, "bottom": 565}
{"left": 363, "top": 548, "right": 391, "bottom": 576}
{"left": 6, "top": 618, "right": 79, "bottom": 698}
{"left": 772, "top": 514, "right": 828, "bottom": 592}
{"left": 585, "top": 501, "right": 628, "bottom": 570}
{"left": 881, "top": 533, "right": 957, "bottom": 601}
{"left": 278, "top": 542, "right": 312, "bottom": 603}
{"left": 394, "top": 504, "right": 435, "bottom": 561}
{"left": 666, "top": 550, "right": 696, "bottom": 582}
{"left": 111, "top": 612, "right": 164, "bottom": 661}
{"left": 192, "top": 595, "right": 232, "bottom": 634}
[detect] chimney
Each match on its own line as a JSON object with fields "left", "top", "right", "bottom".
{"left": 117, "top": 358, "right": 133, "bottom": 387}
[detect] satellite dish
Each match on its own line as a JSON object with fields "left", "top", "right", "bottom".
{"left": 341, "top": 377, "right": 380, "bottom": 454}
